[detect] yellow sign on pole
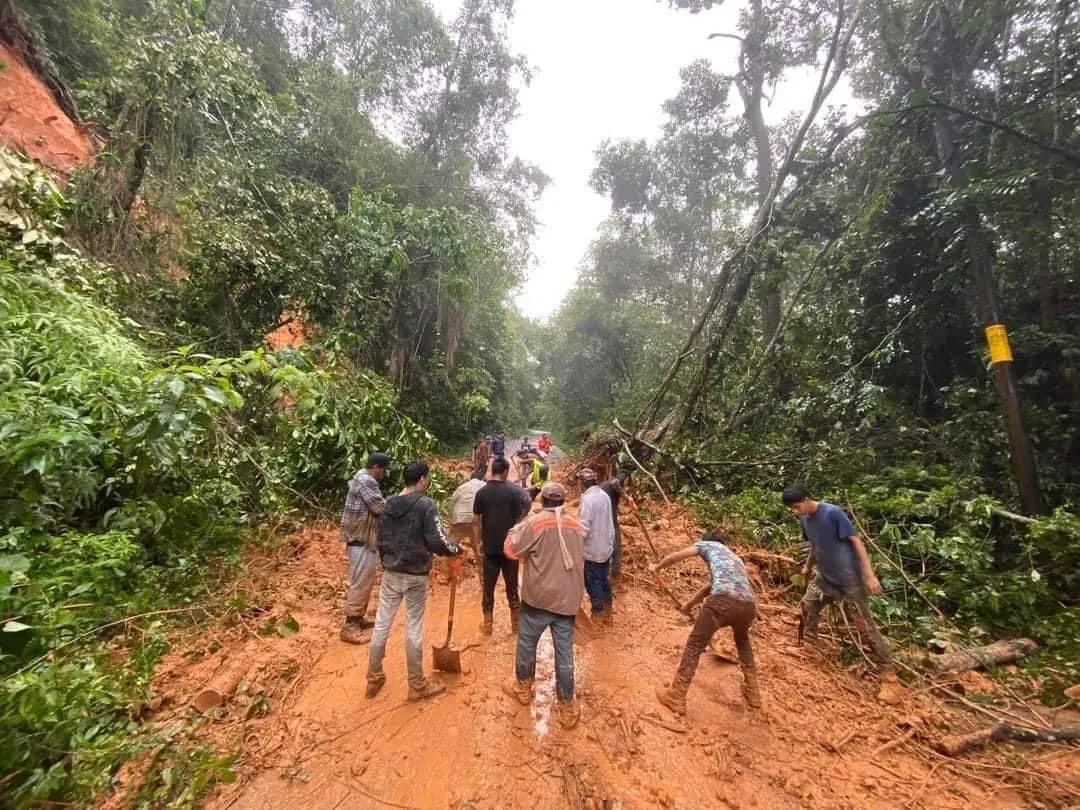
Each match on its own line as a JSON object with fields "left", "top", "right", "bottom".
{"left": 985, "top": 324, "right": 1013, "bottom": 364}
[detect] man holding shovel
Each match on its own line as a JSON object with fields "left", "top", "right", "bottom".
{"left": 651, "top": 532, "right": 762, "bottom": 715}
{"left": 366, "top": 461, "right": 462, "bottom": 702}
{"left": 502, "top": 482, "right": 587, "bottom": 730}
{"left": 339, "top": 453, "right": 390, "bottom": 644}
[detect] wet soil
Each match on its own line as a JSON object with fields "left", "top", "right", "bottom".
{"left": 130, "top": 472, "right": 1078, "bottom": 810}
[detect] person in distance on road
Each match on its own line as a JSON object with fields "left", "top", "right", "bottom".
{"left": 503, "top": 481, "right": 587, "bottom": 730}
{"left": 782, "top": 486, "right": 905, "bottom": 706}
{"left": 366, "top": 461, "right": 462, "bottom": 702}
{"left": 651, "top": 532, "right": 761, "bottom": 715}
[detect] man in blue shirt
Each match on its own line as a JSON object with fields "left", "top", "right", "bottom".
{"left": 649, "top": 532, "right": 760, "bottom": 715}
{"left": 782, "top": 487, "right": 905, "bottom": 705}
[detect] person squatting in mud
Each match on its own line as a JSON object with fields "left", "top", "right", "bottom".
{"left": 502, "top": 481, "right": 587, "bottom": 730}
{"left": 366, "top": 461, "right": 463, "bottom": 702}
{"left": 338, "top": 452, "right": 390, "bottom": 645}
{"left": 651, "top": 533, "right": 762, "bottom": 714}
{"left": 782, "top": 487, "right": 905, "bottom": 705}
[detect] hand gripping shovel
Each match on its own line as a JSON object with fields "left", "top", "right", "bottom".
{"left": 432, "top": 573, "right": 462, "bottom": 673}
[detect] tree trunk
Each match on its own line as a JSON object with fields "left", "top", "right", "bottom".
{"left": 931, "top": 108, "right": 1045, "bottom": 515}
{"left": 927, "top": 638, "right": 1038, "bottom": 675}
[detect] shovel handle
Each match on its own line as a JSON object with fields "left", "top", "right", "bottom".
{"left": 443, "top": 575, "right": 457, "bottom": 647}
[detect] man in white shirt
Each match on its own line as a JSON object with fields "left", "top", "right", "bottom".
{"left": 576, "top": 468, "right": 615, "bottom": 624}
{"left": 448, "top": 467, "right": 487, "bottom": 557}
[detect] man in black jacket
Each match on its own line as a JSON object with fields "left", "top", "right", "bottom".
{"left": 366, "top": 461, "right": 462, "bottom": 701}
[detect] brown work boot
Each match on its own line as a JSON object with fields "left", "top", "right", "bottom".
{"left": 877, "top": 669, "right": 906, "bottom": 706}
{"left": 655, "top": 677, "right": 689, "bottom": 716}
{"left": 365, "top": 673, "right": 386, "bottom": 699}
{"left": 741, "top": 668, "right": 762, "bottom": 709}
{"left": 510, "top": 606, "right": 521, "bottom": 634}
{"left": 502, "top": 677, "right": 534, "bottom": 706}
{"left": 407, "top": 677, "right": 446, "bottom": 702}
{"left": 555, "top": 699, "right": 581, "bottom": 730}
{"left": 481, "top": 611, "right": 493, "bottom": 636}
{"left": 340, "top": 617, "right": 373, "bottom": 645}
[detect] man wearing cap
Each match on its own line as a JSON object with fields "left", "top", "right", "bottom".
{"left": 339, "top": 452, "right": 390, "bottom": 644}
{"left": 577, "top": 468, "right": 616, "bottom": 624}
{"left": 503, "top": 482, "right": 587, "bottom": 730}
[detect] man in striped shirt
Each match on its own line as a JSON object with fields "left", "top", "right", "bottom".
{"left": 339, "top": 453, "right": 390, "bottom": 644}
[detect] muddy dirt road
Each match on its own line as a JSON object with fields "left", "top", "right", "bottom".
{"left": 143, "top": 468, "right": 1078, "bottom": 809}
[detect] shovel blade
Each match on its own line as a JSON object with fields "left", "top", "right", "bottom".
{"left": 432, "top": 644, "right": 462, "bottom": 673}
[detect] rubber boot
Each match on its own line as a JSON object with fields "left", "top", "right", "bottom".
{"left": 407, "top": 677, "right": 446, "bottom": 702}
{"left": 481, "top": 611, "right": 493, "bottom": 636}
{"left": 741, "top": 667, "right": 762, "bottom": 709}
{"left": 655, "top": 675, "right": 690, "bottom": 716}
{"left": 510, "top": 606, "right": 521, "bottom": 634}
{"left": 877, "top": 669, "right": 906, "bottom": 706}
{"left": 340, "top": 617, "right": 373, "bottom": 645}
{"left": 555, "top": 699, "right": 581, "bottom": 730}
{"left": 502, "top": 677, "right": 534, "bottom": 706}
{"left": 365, "top": 672, "right": 386, "bottom": 699}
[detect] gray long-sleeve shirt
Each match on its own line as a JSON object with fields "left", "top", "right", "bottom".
{"left": 578, "top": 485, "right": 615, "bottom": 563}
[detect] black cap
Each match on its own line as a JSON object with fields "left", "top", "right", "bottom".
{"left": 367, "top": 452, "right": 391, "bottom": 470}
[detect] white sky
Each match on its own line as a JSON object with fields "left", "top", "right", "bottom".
{"left": 431, "top": 1, "right": 853, "bottom": 319}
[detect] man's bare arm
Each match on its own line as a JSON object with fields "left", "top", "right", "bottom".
{"left": 849, "top": 536, "right": 881, "bottom": 594}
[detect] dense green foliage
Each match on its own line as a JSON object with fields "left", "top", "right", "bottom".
{"left": 19, "top": 0, "right": 541, "bottom": 443}
{"left": 539, "top": 0, "right": 1080, "bottom": 684}
{"left": 0, "top": 152, "right": 435, "bottom": 805}
{"left": 2, "top": 0, "right": 543, "bottom": 803}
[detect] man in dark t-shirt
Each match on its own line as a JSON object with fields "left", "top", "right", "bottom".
{"left": 473, "top": 456, "right": 532, "bottom": 635}
{"left": 782, "top": 486, "right": 905, "bottom": 706}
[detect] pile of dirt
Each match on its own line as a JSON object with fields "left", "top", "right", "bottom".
{"left": 102, "top": 464, "right": 1080, "bottom": 810}
{"left": 0, "top": 43, "right": 93, "bottom": 175}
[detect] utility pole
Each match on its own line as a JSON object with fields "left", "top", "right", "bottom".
{"left": 931, "top": 109, "right": 1046, "bottom": 516}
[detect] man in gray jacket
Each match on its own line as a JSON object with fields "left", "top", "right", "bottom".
{"left": 367, "top": 461, "right": 462, "bottom": 702}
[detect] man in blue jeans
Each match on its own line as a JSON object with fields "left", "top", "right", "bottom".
{"left": 366, "top": 461, "right": 462, "bottom": 702}
{"left": 503, "top": 482, "right": 587, "bottom": 730}
{"left": 577, "top": 468, "right": 615, "bottom": 624}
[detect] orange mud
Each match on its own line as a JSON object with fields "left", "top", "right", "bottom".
{"left": 0, "top": 44, "right": 93, "bottom": 175}
{"left": 124, "top": 475, "right": 1079, "bottom": 810}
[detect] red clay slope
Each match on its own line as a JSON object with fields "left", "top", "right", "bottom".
{"left": 0, "top": 42, "right": 92, "bottom": 174}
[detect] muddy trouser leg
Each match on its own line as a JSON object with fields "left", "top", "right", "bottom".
{"left": 731, "top": 600, "right": 758, "bottom": 669}
{"left": 848, "top": 593, "right": 893, "bottom": 670}
{"left": 367, "top": 572, "right": 405, "bottom": 679}
{"left": 800, "top": 581, "right": 834, "bottom": 639}
{"left": 501, "top": 556, "right": 521, "bottom": 610}
{"left": 401, "top": 573, "right": 429, "bottom": 683}
{"left": 482, "top": 554, "right": 501, "bottom": 613}
{"left": 549, "top": 611, "right": 576, "bottom": 703}
{"left": 515, "top": 603, "right": 549, "bottom": 683}
{"left": 674, "top": 595, "right": 724, "bottom": 688}
{"left": 346, "top": 544, "right": 378, "bottom": 619}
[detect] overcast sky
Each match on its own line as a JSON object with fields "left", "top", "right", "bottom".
{"left": 430, "top": 1, "right": 850, "bottom": 320}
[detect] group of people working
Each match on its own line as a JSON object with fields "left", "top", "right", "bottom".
{"left": 337, "top": 451, "right": 905, "bottom": 728}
